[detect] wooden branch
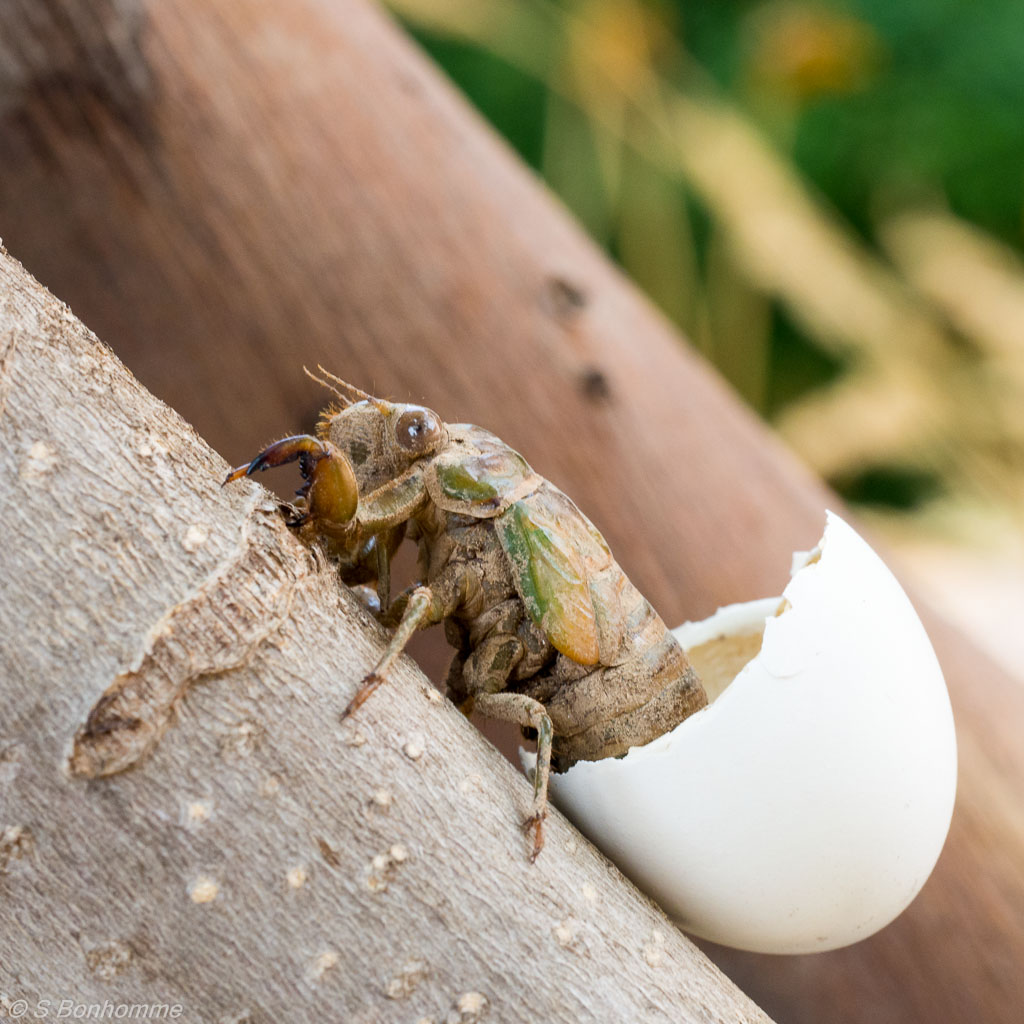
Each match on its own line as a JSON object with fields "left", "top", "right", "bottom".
{"left": 0, "top": 247, "right": 771, "bottom": 1021}
{"left": 1, "top": 2, "right": 1023, "bottom": 1022}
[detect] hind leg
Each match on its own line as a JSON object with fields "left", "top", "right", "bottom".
{"left": 472, "top": 683, "right": 553, "bottom": 863}
{"left": 455, "top": 632, "right": 554, "bottom": 861}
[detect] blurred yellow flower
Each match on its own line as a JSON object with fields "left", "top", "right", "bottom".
{"left": 743, "top": 1, "right": 883, "bottom": 100}
{"left": 566, "top": 0, "right": 672, "bottom": 102}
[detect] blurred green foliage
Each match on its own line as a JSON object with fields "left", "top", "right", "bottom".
{"left": 685, "top": 0, "right": 1024, "bottom": 246}
{"left": 413, "top": 0, "right": 1024, "bottom": 245}
{"left": 403, "top": 0, "right": 1024, "bottom": 513}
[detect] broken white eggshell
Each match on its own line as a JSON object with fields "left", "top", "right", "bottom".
{"left": 546, "top": 511, "right": 957, "bottom": 954}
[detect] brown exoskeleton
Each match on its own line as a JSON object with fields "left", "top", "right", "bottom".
{"left": 225, "top": 370, "right": 707, "bottom": 858}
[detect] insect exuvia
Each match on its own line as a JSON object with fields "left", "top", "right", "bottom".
{"left": 224, "top": 368, "right": 707, "bottom": 858}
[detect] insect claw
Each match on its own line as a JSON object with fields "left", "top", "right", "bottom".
{"left": 223, "top": 435, "right": 359, "bottom": 536}
{"left": 222, "top": 441, "right": 306, "bottom": 486}
{"left": 523, "top": 810, "right": 548, "bottom": 862}
{"left": 342, "top": 672, "right": 384, "bottom": 720}
{"left": 222, "top": 463, "right": 253, "bottom": 486}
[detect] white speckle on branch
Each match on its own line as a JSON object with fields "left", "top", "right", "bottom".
{"left": 403, "top": 734, "right": 425, "bottom": 760}
{"left": 20, "top": 440, "right": 58, "bottom": 480}
{"left": 189, "top": 876, "right": 219, "bottom": 904}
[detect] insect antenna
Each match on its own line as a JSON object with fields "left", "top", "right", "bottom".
{"left": 315, "top": 365, "right": 376, "bottom": 404}
{"left": 302, "top": 365, "right": 377, "bottom": 407}
{"left": 303, "top": 365, "right": 351, "bottom": 405}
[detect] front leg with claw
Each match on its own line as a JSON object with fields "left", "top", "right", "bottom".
{"left": 223, "top": 433, "right": 398, "bottom": 595}
{"left": 224, "top": 434, "right": 359, "bottom": 537}
{"left": 226, "top": 436, "right": 442, "bottom": 715}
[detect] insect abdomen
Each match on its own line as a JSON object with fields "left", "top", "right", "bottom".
{"left": 526, "top": 591, "right": 707, "bottom": 769}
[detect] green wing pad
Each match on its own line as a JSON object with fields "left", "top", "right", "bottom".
{"left": 430, "top": 429, "right": 533, "bottom": 515}
{"left": 436, "top": 461, "right": 501, "bottom": 504}
{"left": 496, "top": 483, "right": 618, "bottom": 666}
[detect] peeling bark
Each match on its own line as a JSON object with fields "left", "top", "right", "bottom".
{"left": 0, "top": 249, "right": 772, "bottom": 1022}
{"left": 70, "top": 497, "right": 316, "bottom": 778}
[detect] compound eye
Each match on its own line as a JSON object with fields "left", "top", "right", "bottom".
{"left": 395, "top": 407, "right": 442, "bottom": 454}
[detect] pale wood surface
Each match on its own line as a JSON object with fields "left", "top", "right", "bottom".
{"left": 1, "top": 2, "right": 1022, "bottom": 1022}
{"left": 0, "top": 248, "right": 773, "bottom": 1023}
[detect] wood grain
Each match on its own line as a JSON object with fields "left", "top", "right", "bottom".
{"left": 1, "top": 2, "right": 1022, "bottom": 1021}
